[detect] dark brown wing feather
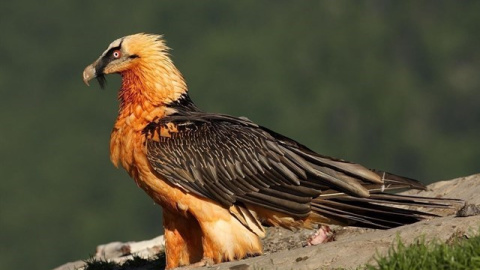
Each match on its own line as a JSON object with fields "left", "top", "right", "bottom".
{"left": 144, "top": 111, "right": 460, "bottom": 227}
{"left": 145, "top": 114, "right": 315, "bottom": 216}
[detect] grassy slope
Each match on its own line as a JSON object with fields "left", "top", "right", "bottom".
{"left": 366, "top": 234, "right": 480, "bottom": 270}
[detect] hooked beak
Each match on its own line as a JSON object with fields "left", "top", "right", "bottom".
{"left": 82, "top": 64, "right": 96, "bottom": 86}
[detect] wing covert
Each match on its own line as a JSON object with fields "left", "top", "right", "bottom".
{"left": 144, "top": 114, "right": 319, "bottom": 217}
{"left": 143, "top": 112, "right": 421, "bottom": 218}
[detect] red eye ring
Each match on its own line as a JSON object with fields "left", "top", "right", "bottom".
{"left": 113, "top": 50, "right": 121, "bottom": 59}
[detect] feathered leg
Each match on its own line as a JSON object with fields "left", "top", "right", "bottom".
{"left": 187, "top": 200, "right": 263, "bottom": 264}
{"left": 163, "top": 209, "right": 203, "bottom": 268}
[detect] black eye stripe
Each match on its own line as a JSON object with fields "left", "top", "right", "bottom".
{"left": 104, "top": 46, "right": 122, "bottom": 58}
{"left": 103, "top": 38, "right": 124, "bottom": 58}
{"left": 95, "top": 46, "right": 121, "bottom": 77}
{"left": 94, "top": 38, "right": 128, "bottom": 77}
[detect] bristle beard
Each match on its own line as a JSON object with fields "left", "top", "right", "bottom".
{"left": 96, "top": 74, "right": 107, "bottom": 89}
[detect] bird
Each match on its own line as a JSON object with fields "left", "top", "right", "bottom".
{"left": 82, "top": 33, "right": 455, "bottom": 268}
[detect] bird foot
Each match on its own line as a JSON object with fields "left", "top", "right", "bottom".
{"left": 307, "top": 225, "right": 336, "bottom": 246}
{"left": 173, "top": 257, "right": 215, "bottom": 269}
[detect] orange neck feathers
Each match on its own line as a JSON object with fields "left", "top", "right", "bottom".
{"left": 110, "top": 34, "right": 188, "bottom": 170}
{"left": 118, "top": 35, "right": 188, "bottom": 111}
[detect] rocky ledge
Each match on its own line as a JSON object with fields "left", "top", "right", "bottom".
{"left": 54, "top": 174, "right": 480, "bottom": 270}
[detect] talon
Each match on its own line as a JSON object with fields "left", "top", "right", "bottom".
{"left": 173, "top": 257, "right": 215, "bottom": 269}
{"left": 307, "top": 225, "right": 336, "bottom": 246}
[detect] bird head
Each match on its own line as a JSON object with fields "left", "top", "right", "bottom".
{"left": 83, "top": 33, "right": 187, "bottom": 106}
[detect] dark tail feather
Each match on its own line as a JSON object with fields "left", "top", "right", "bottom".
{"left": 312, "top": 194, "right": 461, "bottom": 229}
{"left": 372, "top": 170, "right": 427, "bottom": 191}
{"left": 312, "top": 171, "right": 463, "bottom": 229}
{"left": 317, "top": 170, "right": 428, "bottom": 198}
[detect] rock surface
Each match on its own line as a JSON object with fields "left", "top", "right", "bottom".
{"left": 54, "top": 174, "right": 480, "bottom": 270}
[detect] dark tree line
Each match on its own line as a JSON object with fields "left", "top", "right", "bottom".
{"left": 0, "top": 1, "right": 479, "bottom": 270}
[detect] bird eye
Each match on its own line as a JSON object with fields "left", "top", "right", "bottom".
{"left": 113, "top": 50, "right": 121, "bottom": 59}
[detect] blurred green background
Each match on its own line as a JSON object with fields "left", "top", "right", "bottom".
{"left": 1, "top": 1, "right": 479, "bottom": 269}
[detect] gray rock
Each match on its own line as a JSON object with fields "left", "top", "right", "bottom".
{"left": 53, "top": 174, "right": 480, "bottom": 270}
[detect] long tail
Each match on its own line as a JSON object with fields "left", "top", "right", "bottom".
{"left": 311, "top": 171, "right": 463, "bottom": 229}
